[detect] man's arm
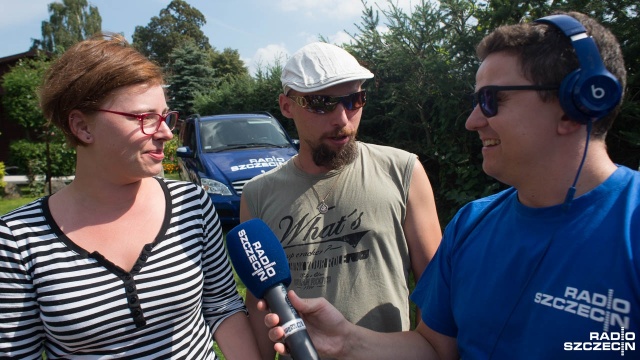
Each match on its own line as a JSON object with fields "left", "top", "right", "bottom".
{"left": 405, "top": 159, "right": 442, "bottom": 280}
{"left": 261, "top": 290, "right": 459, "bottom": 360}
{"left": 404, "top": 160, "right": 442, "bottom": 323}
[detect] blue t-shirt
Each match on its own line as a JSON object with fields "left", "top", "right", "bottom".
{"left": 412, "top": 166, "right": 640, "bottom": 359}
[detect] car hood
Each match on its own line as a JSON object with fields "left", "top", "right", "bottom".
{"left": 200, "top": 147, "right": 297, "bottom": 182}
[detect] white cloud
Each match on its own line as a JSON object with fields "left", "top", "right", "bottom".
{"left": 327, "top": 31, "right": 355, "bottom": 46}
{"left": 247, "top": 43, "right": 289, "bottom": 76}
{"left": 275, "top": 0, "right": 420, "bottom": 24}
{"left": 277, "top": 0, "right": 364, "bottom": 20}
{"left": 298, "top": 32, "right": 321, "bottom": 45}
{"left": 248, "top": 30, "right": 361, "bottom": 77}
{"left": 294, "top": 29, "right": 352, "bottom": 46}
{"left": 245, "top": 33, "right": 354, "bottom": 76}
{"left": 377, "top": 24, "right": 391, "bottom": 35}
{"left": 386, "top": 0, "right": 417, "bottom": 13}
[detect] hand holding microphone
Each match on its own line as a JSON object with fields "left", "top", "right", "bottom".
{"left": 226, "top": 219, "right": 319, "bottom": 360}
{"left": 259, "top": 289, "right": 352, "bottom": 359}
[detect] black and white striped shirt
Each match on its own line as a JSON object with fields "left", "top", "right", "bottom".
{"left": 0, "top": 178, "right": 245, "bottom": 359}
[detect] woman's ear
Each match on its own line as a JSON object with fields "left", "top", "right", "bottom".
{"left": 69, "top": 109, "right": 94, "bottom": 144}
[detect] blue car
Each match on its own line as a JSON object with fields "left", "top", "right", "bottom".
{"left": 176, "top": 113, "right": 298, "bottom": 225}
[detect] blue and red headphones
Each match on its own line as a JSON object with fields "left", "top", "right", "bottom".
{"left": 535, "top": 14, "right": 622, "bottom": 124}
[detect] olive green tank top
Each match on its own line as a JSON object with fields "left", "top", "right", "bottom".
{"left": 243, "top": 142, "right": 416, "bottom": 337}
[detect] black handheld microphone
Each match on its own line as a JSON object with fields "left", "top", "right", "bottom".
{"left": 226, "top": 219, "right": 319, "bottom": 360}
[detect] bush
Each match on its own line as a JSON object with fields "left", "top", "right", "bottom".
{"left": 163, "top": 137, "right": 180, "bottom": 174}
{"left": 9, "top": 139, "right": 75, "bottom": 177}
{"left": 9, "top": 139, "right": 76, "bottom": 196}
{"left": 0, "top": 162, "right": 6, "bottom": 190}
{"left": 163, "top": 163, "right": 179, "bottom": 174}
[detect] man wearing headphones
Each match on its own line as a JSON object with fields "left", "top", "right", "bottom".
{"left": 260, "top": 11, "right": 639, "bottom": 359}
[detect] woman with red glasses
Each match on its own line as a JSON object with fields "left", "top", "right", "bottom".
{"left": 0, "top": 33, "right": 260, "bottom": 359}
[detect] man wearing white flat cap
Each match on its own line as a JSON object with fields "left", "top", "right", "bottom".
{"left": 240, "top": 42, "right": 442, "bottom": 359}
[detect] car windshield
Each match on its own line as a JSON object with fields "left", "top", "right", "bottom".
{"left": 200, "top": 117, "right": 291, "bottom": 152}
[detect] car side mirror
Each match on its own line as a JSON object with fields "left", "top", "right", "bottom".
{"left": 176, "top": 146, "right": 195, "bottom": 159}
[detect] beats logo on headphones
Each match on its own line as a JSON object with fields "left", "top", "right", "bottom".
{"left": 535, "top": 14, "right": 622, "bottom": 124}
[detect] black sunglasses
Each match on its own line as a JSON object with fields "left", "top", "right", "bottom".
{"left": 472, "top": 85, "right": 558, "bottom": 117}
{"left": 288, "top": 90, "right": 367, "bottom": 114}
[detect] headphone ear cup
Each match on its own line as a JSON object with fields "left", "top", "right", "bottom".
{"left": 574, "top": 71, "right": 622, "bottom": 123}
{"left": 558, "top": 69, "right": 588, "bottom": 124}
{"left": 559, "top": 69, "right": 622, "bottom": 124}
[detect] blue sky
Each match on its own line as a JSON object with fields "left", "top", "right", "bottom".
{"left": 0, "top": 0, "right": 413, "bottom": 75}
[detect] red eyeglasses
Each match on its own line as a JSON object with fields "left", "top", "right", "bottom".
{"left": 97, "top": 109, "right": 179, "bottom": 135}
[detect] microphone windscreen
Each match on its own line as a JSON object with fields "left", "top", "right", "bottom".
{"left": 226, "top": 219, "right": 292, "bottom": 299}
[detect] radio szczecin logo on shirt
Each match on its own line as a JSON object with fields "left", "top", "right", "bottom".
{"left": 564, "top": 328, "right": 635, "bottom": 356}
{"left": 534, "top": 286, "right": 635, "bottom": 356}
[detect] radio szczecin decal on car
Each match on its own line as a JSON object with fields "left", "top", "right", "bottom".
{"left": 230, "top": 157, "right": 288, "bottom": 172}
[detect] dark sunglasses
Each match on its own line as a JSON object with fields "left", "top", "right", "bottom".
{"left": 472, "top": 85, "right": 558, "bottom": 117}
{"left": 288, "top": 90, "right": 367, "bottom": 114}
{"left": 97, "top": 109, "right": 179, "bottom": 135}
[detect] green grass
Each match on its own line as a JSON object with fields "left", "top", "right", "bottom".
{"left": 164, "top": 172, "right": 180, "bottom": 180}
{"left": 0, "top": 196, "right": 38, "bottom": 215}
{"left": 0, "top": 173, "right": 182, "bottom": 216}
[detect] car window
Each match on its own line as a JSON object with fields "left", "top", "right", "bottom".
{"left": 179, "top": 120, "right": 197, "bottom": 151}
{"left": 200, "top": 118, "right": 291, "bottom": 152}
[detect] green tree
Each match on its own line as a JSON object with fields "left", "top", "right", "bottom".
{"left": 9, "top": 139, "right": 76, "bottom": 194}
{"left": 2, "top": 54, "right": 76, "bottom": 183}
{"left": 166, "top": 40, "right": 216, "bottom": 114}
{"left": 132, "top": 0, "right": 211, "bottom": 68}
{"left": 36, "top": 0, "right": 101, "bottom": 53}
{"left": 474, "top": 0, "right": 550, "bottom": 30}
{"left": 345, "top": 0, "right": 500, "bottom": 222}
{"left": 1, "top": 55, "right": 51, "bottom": 139}
{"left": 211, "top": 48, "right": 249, "bottom": 79}
{"left": 252, "top": 60, "right": 286, "bottom": 119}
{"left": 192, "top": 61, "right": 291, "bottom": 134}
{"left": 193, "top": 63, "right": 283, "bottom": 118}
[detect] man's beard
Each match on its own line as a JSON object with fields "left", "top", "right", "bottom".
{"left": 311, "top": 137, "right": 358, "bottom": 169}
